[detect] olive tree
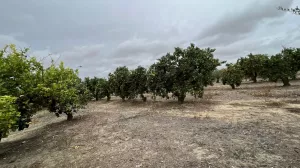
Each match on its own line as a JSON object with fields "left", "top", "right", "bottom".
{"left": 221, "top": 64, "right": 244, "bottom": 89}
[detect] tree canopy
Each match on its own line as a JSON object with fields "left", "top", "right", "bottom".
{"left": 149, "top": 43, "right": 221, "bottom": 103}
{"left": 221, "top": 64, "right": 244, "bottom": 89}
{"left": 212, "top": 70, "right": 222, "bottom": 83}
{"left": 128, "top": 66, "right": 148, "bottom": 101}
{"left": 0, "top": 44, "right": 85, "bottom": 140}
{"left": 108, "top": 66, "right": 131, "bottom": 100}
{"left": 261, "top": 48, "right": 300, "bottom": 86}
{"left": 237, "top": 53, "right": 268, "bottom": 83}
{"left": 40, "top": 62, "right": 82, "bottom": 120}
{"left": 97, "top": 78, "right": 111, "bottom": 101}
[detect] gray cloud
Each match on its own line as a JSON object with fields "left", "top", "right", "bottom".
{"left": 214, "top": 26, "right": 300, "bottom": 64}
{"left": 196, "top": 0, "right": 294, "bottom": 46}
{"left": 0, "top": 35, "right": 28, "bottom": 48}
{"left": 112, "top": 37, "right": 177, "bottom": 58}
{"left": 0, "top": 0, "right": 300, "bottom": 78}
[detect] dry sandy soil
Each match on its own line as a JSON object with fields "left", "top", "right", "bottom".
{"left": 1, "top": 81, "right": 300, "bottom": 168}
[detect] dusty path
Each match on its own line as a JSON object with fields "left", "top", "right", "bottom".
{"left": 1, "top": 82, "right": 300, "bottom": 168}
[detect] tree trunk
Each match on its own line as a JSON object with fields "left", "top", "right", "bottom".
{"left": 251, "top": 75, "right": 257, "bottom": 83}
{"left": 141, "top": 94, "right": 147, "bottom": 102}
{"left": 95, "top": 91, "right": 99, "bottom": 101}
{"left": 282, "top": 77, "right": 291, "bottom": 87}
{"left": 177, "top": 93, "right": 186, "bottom": 104}
{"left": 106, "top": 95, "right": 111, "bottom": 101}
{"left": 230, "top": 84, "right": 235, "bottom": 89}
{"left": 216, "top": 78, "right": 220, "bottom": 83}
{"left": 198, "top": 91, "right": 204, "bottom": 98}
{"left": 67, "top": 113, "right": 73, "bottom": 121}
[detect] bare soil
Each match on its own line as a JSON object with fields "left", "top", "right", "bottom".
{"left": 1, "top": 81, "right": 300, "bottom": 168}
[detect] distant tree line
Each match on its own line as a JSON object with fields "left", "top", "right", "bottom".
{"left": 83, "top": 44, "right": 222, "bottom": 104}
{"left": 213, "top": 48, "right": 300, "bottom": 89}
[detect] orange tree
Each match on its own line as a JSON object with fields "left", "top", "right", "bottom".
{"left": 221, "top": 64, "right": 244, "bottom": 89}
{"left": 0, "top": 44, "right": 44, "bottom": 137}
{"left": 149, "top": 44, "right": 221, "bottom": 103}
{"left": 108, "top": 66, "right": 131, "bottom": 101}
{"left": 128, "top": 66, "right": 148, "bottom": 101}
{"left": 0, "top": 44, "right": 86, "bottom": 140}
{"left": 39, "top": 62, "right": 83, "bottom": 120}
{"left": 237, "top": 53, "right": 268, "bottom": 83}
{"left": 261, "top": 48, "right": 300, "bottom": 86}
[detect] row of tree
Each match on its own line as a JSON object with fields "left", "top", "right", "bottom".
{"left": 1, "top": 43, "right": 299, "bottom": 141}
{"left": 213, "top": 48, "right": 300, "bottom": 89}
{"left": 83, "top": 44, "right": 222, "bottom": 103}
{"left": 0, "top": 43, "right": 222, "bottom": 140}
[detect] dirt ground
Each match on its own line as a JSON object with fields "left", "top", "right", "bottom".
{"left": 1, "top": 81, "right": 300, "bottom": 168}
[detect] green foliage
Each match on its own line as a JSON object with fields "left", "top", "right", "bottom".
{"left": 83, "top": 77, "right": 111, "bottom": 101}
{"left": 261, "top": 48, "right": 300, "bottom": 86}
{"left": 282, "top": 48, "right": 300, "bottom": 73}
{"left": 149, "top": 43, "right": 221, "bottom": 103}
{"left": 212, "top": 70, "right": 222, "bottom": 83}
{"left": 0, "top": 96, "right": 19, "bottom": 140}
{"left": 147, "top": 56, "right": 173, "bottom": 100}
{"left": 0, "top": 44, "right": 44, "bottom": 131}
{"left": 76, "top": 80, "right": 91, "bottom": 105}
{"left": 97, "top": 78, "right": 111, "bottom": 101}
{"left": 108, "top": 66, "right": 131, "bottom": 100}
{"left": 84, "top": 77, "right": 102, "bottom": 101}
{"left": 0, "top": 44, "right": 86, "bottom": 140}
{"left": 278, "top": 6, "right": 300, "bottom": 15}
{"left": 128, "top": 66, "right": 148, "bottom": 101}
{"left": 237, "top": 53, "right": 268, "bottom": 83}
{"left": 1, "top": 41, "right": 299, "bottom": 140}
{"left": 221, "top": 64, "right": 244, "bottom": 89}
{"left": 40, "top": 62, "right": 82, "bottom": 120}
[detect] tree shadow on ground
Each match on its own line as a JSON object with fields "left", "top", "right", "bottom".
{"left": 0, "top": 115, "right": 88, "bottom": 160}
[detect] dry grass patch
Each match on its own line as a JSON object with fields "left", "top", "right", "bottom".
{"left": 1, "top": 81, "right": 300, "bottom": 168}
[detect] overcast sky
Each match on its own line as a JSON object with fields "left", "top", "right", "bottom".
{"left": 0, "top": 0, "right": 299, "bottom": 78}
